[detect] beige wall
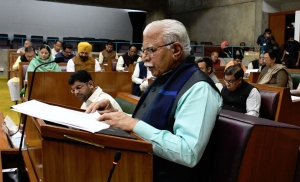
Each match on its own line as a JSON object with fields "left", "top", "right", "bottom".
{"left": 170, "top": 1, "right": 257, "bottom": 46}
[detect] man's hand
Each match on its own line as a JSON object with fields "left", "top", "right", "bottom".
{"left": 99, "top": 112, "right": 139, "bottom": 132}
{"left": 124, "top": 65, "right": 128, "bottom": 71}
{"left": 85, "top": 99, "right": 117, "bottom": 114}
{"left": 142, "top": 77, "right": 147, "bottom": 82}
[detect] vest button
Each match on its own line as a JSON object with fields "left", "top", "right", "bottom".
{"left": 151, "top": 87, "right": 156, "bottom": 92}
{"left": 142, "top": 103, "right": 146, "bottom": 108}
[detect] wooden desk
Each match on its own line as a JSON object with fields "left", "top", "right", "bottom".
{"left": 0, "top": 113, "right": 10, "bottom": 149}
{"left": 250, "top": 83, "right": 300, "bottom": 126}
{"left": 27, "top": 72, "right": 133, "bottom": 108}
{"left": 8, "top": 50, "right": 21, "bottom": 79}
{"left": 247, "top": 72, "right": 260, "bottom": 83}
{"left": 203, "top": 46, "right": 221, "bottom": 57}
{"left": 24, "top": 114, "right": 153, "bottom": 182}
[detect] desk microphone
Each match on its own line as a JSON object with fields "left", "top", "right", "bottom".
{"left": 107, "top": 151, "right": 122, "bottom": 182}
{"left": 16, "top": 57, "right": 64, "bottom": 181}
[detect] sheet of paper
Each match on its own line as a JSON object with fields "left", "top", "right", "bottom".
{"left": 291, "top": 96, "right": 300, "bottom": 101}
{"left": 246, "top": 69, "right": 259, "bottom": 73}
{"left": 11, "top": 100, "right": 109, "bottom": 133}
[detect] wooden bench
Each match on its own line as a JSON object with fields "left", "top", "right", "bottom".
{"left": 217, "top": 81, "right": 300, "bottom": 126}
{"left": 289, "top": 69, "right": 300, "bottom": 89}
{"left": 8, "top": 50, "right": 21, "bottom": 79}
{"left": 26, "top": 72, "right": 133, "bottom": 108}
{"left": 19, "top": 62, "right": 68, "bottom": 94}
{"left": 247, "top": 72, "right": 260, "bottom": 83}
{"left": 250, "top": 83, "right": 300, "bottom": 126}
{"left": 213, "top": 66, "right": 225, "bottom": 79}
{"left": 115, "top": 92, "right": 140, "bottom": 114}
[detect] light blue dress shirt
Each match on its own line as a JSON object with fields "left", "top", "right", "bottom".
{"left": 133, "top": 81, "right": 222, "bottom": 167}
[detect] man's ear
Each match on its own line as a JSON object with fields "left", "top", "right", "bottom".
{"left": 88, "top": 80, "right": 94, "bottom": 88}
{"left": 207, "top": 67, "right": 212, "bottom": 74}
{"left": 172, "top": 42, "right": 184, "bottom": 60}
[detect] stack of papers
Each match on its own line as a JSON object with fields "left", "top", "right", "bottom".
{"left": 11, "top": 100, "right": 109, "bottom": 133}
{"left": 291, "top": 96, "right": 300, "bottom": 101}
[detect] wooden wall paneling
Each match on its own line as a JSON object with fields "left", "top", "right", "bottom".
{"left": 269, "top": 10, "right": 296, "bottom": 49}
{"left": 269, "top": 14, "right": 285, "bottom": 49}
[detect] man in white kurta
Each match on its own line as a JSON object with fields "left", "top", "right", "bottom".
{"left": 68, "top": 70, "right": 122, "bottom": 111}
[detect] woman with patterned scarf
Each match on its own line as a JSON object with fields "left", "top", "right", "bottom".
{"left": 20, "top": 44, "right": 61, "bottom": 96}
{"left": 257, "top": 49, "right": 293, "bottom": 89}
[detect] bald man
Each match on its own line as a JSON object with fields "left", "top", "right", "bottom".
{"left": 17, "top": 40, "right": 32, "bottom": 53}
{"left": 211, "top": 52, "right": 221, "bottom": 66}
{"left": 67, "top": 42, "right": 101, "bottom": 72}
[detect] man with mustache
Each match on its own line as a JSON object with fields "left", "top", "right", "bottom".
{"left": 86, "top": 19, "right": 222, "bottom": 181}
{"left": 67, "top": 42, "right": 101, "bottom": 72}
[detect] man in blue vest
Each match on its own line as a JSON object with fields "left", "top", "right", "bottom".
{"left": 86, "top": 19, "right": 222, "bottom": 182}
{"left": 131, "top": 61, "right": 153, "bottom": 96}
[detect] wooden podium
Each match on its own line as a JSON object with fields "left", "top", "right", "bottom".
{"left": 23, "top": 115, "right": 153, "bottom": 182}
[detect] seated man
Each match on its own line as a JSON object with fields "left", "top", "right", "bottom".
{"left": 225, "top": 54, "right": 247, "bottom": 75}
{"left": 17, "top": 40, "right": 32, "bottom": 53}
{"left": 67, "top": 42, "right": 101, "bottom": 72}
{"left": 221, "top": 65, "right": 261, "bottom": 117}
{"left": 7, "top": 46, "right": 36, "bottom": 103}
{"left": 51, "top": 40, "right": 62, "bottom": 57}
{"left": 211, "top": 52, "right": 221, "bottom": 66}
{"left": 68, "top": 70, "right": 122, "bottom": 111}
{"left": 247, "top": 53, "right": 265, "bottom": 72}
{"left": 55, "top": 43, "right": 75, "bottom": 63}
{"left": 116, "top": 45, "right": 141, "bottom": 72}
{"left": 195, "top": 57, "right": 223, "bottom": 92}
{"left": 219, "top": 41, "right": 232, "bottom": 58}
{"left": 131, "top": 61, "right": 153, "bottom": 96}
{"left": 236, "top": 42, "right": 246, "bottom": 57}
{"left": 98, "top": 41, "right": 118, "bottom": 64}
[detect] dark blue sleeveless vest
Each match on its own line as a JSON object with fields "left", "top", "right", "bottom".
{"left": 132, "top": 62, "right": 147, "bottom": 96}
{"left": 133, "top": 55, "right": 220, "bottom": 182}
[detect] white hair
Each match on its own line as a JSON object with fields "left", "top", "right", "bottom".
{"left": 143, "top": 19, "right": 191, "bottom": 57}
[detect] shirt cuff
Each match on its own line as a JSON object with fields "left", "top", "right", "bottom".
{"left": 133, "top": 120, "right": 159, "bottom": 140}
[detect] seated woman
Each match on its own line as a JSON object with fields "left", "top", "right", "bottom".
{"left": 257, "top": 49, "right": 293, "bottom": 89}
{"left": 21, "top": 44, "right": 61, "bottom": 96}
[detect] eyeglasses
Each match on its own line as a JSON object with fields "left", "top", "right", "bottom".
{"left": 71, "top": 82, "right": 87, "bottom": 93}
{"left": 64, "top": 50, "right": 72, "bottom": 55}
{"left": 263, "top": 57, "right": 270, "bottom": 61}
{"left": 223, "top": 78, "right": 238, "bottom": 85}
{"left": 141, "top": 42, "right": 175, "bottom": 56}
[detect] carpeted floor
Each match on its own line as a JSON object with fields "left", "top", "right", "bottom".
{"left": 0, "top": 78, "right": 21, "bottom": 124}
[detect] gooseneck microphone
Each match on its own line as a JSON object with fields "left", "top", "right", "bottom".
{"left": 107, "top": 151, "right": 122, "bottom": 182}
{"left": 16, "top": 57, "right": 64, "bottom": 181}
